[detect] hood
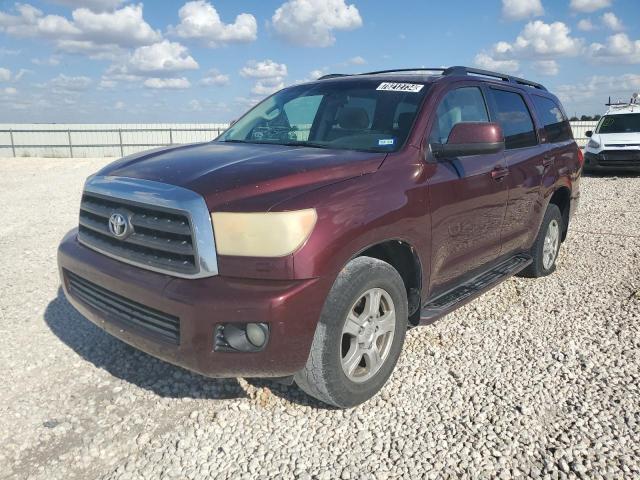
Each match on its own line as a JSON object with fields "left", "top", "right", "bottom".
{"left": 98, "top": 142, "right": 386, "bottom": 211}
{"left": 594, "top": 133, "right": 640, "bottom": 147}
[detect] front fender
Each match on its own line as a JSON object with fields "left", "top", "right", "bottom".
{"left": 278, "top": 165, "right": 431, "bottom": 290}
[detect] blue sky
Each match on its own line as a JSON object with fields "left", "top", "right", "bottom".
{"left": 0, "top": 0, "right": 639, "bottom": 123}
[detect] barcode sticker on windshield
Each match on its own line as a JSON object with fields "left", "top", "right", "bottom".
{"left": 377, "top": 82, "right": 424, "bottom": 93}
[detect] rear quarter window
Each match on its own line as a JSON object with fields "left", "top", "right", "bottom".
{"left": 488, "top": 89, "right": 538, "bottom": 150}
{"left": 532, "top": 95, "right": 573, "bottom": 143}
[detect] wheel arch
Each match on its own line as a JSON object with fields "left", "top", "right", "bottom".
{"left": 353, "top": 239, "right": 423, "bottom": 325}
{"left": 548, "top": 185, "right": 571, "bottom": 242}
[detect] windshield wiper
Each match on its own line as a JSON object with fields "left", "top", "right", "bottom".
{"left": 219, "top": 139, "right": 332, "bottom": 149}
{"left": 276, "top": 141, "right": 332, "bottom": 149}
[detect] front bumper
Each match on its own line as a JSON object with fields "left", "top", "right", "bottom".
{"left": 57, "top": 229, "right": 328, "bottom": 378}
{"left": 585, "top": 151, "right": 640, "bottom": 172}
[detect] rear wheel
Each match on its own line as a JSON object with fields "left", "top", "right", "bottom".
{"left": 295, "top": 256, "right": 408, "bottom": 408}
{"left": 520, "top": 203, "right": 563, "bottom": 278}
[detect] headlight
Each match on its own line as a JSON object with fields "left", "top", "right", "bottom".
{"left": 211, "top": 209, "right": 317, "bottom": 257}
{"left": 587, "top": 138, "right": 600, "bottom": 149}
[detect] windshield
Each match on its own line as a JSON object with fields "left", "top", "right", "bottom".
{"left": 596, "top": 113, "right": 640, "bottom": 134}
{"left": 217, "top": 79, "right": 429, "bottom": 152}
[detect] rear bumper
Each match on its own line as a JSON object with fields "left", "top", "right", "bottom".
{"left": 585, "top": 151, "right": 640, "bottom": 172}
{"left": 57, "top": 229, "right": 328, "bottom": 378}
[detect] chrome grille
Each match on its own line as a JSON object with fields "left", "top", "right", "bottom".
{"left": 79, "top": 192, "right": 197, "bottom": 275}
{"left": 77, "top": 176, "right": 218, "bottom": 278}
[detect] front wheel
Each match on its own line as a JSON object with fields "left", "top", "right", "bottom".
{"left": 295, "top": 256, "right": 408, "bottom": 408}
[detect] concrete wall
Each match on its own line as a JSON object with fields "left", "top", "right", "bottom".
{"left": 0, "top": 121, "right": 597, "bottom": 158}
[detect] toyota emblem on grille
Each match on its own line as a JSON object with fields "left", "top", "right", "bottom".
{"left": 108, "top": 213, "right": 128, "bottom": 238}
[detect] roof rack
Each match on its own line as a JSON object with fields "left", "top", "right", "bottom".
{"left": 605, "top": 94, "right": 639, "bottom": 113}
{"left": 317, "top": 65, "right": 548, "bottom": 91}
{"left": 443, "top": 66, "right": 547, "bottom": 91}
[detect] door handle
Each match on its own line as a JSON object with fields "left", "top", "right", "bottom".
{"left": 543, "top": 154, "right": 554, "bottom": 167}
{"left": 491, "top": 167, "right": 509, "bottom": 181}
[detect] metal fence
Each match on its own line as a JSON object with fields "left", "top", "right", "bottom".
{"left": 0, "top": 121, "right": 597, "bottom": 158}
{"left": 0, "top": 124, "right": 229, "bottom": 158}
{"left": 570, "top": 121, "right": 598, "bottom": 147}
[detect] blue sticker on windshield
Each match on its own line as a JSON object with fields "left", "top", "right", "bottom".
{"left": 378, "top": 138, "right": 395, "bottom": 146}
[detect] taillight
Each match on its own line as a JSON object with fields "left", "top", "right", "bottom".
{"left": 577, "top": 148, "right": 584, "bottom": 168}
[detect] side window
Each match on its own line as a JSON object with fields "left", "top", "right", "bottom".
{"left": 532, "top": 95, "right": 573, "bottom": 143}
{"left": 489, "top": 89, "right": 537, "bottom": 149}
{"left": 429, "top": 87, "right": 489, "bottom": 144}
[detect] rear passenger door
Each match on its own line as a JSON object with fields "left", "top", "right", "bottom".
{"left": 427, "top": 85, "right": 509, "bottom": 295}
{"left": 485, "top": 87, "right": 543, "bottom": 255}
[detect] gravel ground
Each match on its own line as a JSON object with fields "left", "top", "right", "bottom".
{"left": 1, "top": 157, "right": 639, "bottom": 480}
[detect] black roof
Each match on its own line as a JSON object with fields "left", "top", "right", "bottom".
{"left": 317, "top": 66, "right": 548, "bottom": 92}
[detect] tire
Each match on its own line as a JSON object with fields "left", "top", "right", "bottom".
{"left": 520, "top": 203, "right": 563, "bottom": 278}
{"left": 295, "top": 256, "right": 408, "bottom": 408}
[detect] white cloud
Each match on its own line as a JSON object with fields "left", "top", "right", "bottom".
{"left": 251, "top": 78, "right": 285, "bottom": 95}
{"left": 272, "top": 0, "right": 362, "bottom": 47}
{"left": 0, "top": 67, "right": 29, "bottom": 82}
{"left": 70, "top": 5, "right": 161, "bottom": 47}
{"left": 200, "top": 69, "right": 230, "bottom": 86}
{"left": 2, "top": 86, "right": 17, "bottom": 95}
{"left": 101, "top": 40, "right": 198, "bottom": 89}
{"left": 188, "top": 99, "right": 202, "bottom": 111}
{"left": 144, "top": 77, "right": 191, "bottom": 89}
{"left": 501, "top": 0, "right": 544, "bottom": 21}
{"left": 308, "top": 69, "right": 327, "bottom": 80}
{"left": 570, "top": 0, "right": 612, "bottom": 13}
{"left": 98, "top": 79, "right": 116, "bottom": 89}
{"left": 114, "top": 100, "right": 125, "bottom": 109}
{"left": 32, "top": 55, "right": 62, "bottom": 66}
{"left": 240, "top": 60, "right": 287, "bottom": 95}
{"left": 556, "top": 74, "right": 640, "bottom": 108}
{"left": 602, "top": 12, "right": 623, "bottom": 31}
{"left": 533, "top": 59, "right": 559, "bottom": 75}
{"left": 49, "top": 73, "right": 92, "bottom": 93}
{"left": 347, "top": 55, "right": 366, "bottom": 65}
{"left": 128, "top": 40, "right": 198, "bottom": 74}
{"left": 473, "top": 53, "right": 520, "bottom": 73}
{"left": 0, "top": 67, "right": 10, "bottom": 82}
{"left": 172, "top": 1, "right": 257, "bottom": 47}
{"left": 240, "top": 59, "right": 287, "bottom": 79}
{"left": 48, "top": 0, "right": 126, "bottom": 12}
{"left": 588, "top": 33, "right": 640, "bottom": 64}
{"left": 577, "top": 19, "right": 594, "bottom": 31}
{"left": 0, "top": 47, "right": 21, "bottom": 55}
{"left": 480, "top": 21, "right": 584, "bottom": 65}
{"left": 0, "top": 3, "right": 160, "bottom": 57}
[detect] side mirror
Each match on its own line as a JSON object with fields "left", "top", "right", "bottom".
{"left": 585, "top": 130, "right": 593, "bottom": 138}
{"left": 431, "top": 122, "right": 505, "bottom": 159}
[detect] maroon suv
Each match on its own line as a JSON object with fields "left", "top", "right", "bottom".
{"left": 58, "top": 66, "right": 583, "bottom": 407}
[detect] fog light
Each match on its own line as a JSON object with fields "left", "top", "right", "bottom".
{"left": 214, "top": 322, "right": 269, "bottom": 352}
{"left": 246, "top": 323, "right": 268, "bottom": 348}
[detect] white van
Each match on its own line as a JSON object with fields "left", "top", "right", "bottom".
{"left": 584, "top": 95, "right": 640, "bottom": 172}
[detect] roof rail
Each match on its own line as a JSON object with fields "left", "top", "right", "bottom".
{"left": 358, "top": 68, "right": 447, "bottom": 76}
{"left": 443, "top": 66, "right": 547, "bottom": 91}
{"left": 317, "top": 73, "right": 350, "bottom": 80}
{"left": 317, "top": 65, "right": 548, "bottom": 91}
{"left": 318, "top": 68, "right": 446, "bottom": 81}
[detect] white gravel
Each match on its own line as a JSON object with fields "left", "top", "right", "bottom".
{"left": 1, "top": 157, "right": 639, "bottom": 480}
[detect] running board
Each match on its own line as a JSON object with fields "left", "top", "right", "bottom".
{"left": 420, "top": 254, "right": 532, "bottom": 323}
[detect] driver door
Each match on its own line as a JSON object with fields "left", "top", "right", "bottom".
{"left": 426, "top": 85, "right": 509, "bottom": 295}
